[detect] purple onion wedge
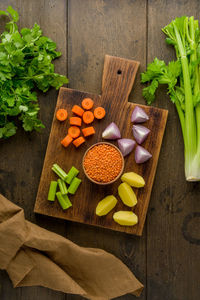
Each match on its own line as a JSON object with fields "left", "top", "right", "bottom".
{"left": 102, "top": 122, "right": 121, "bottom": 140}
{"left": 131, "top": 106, "right": 149, "bottom": 123}
{"left": 135, "top": 145, "right": 152, "bottom": 164}
{"left": 132, "top": 125, "right": 150, "bottom": 144}
{"left": 118, "top": 139, "right": 136, "bottom": 157}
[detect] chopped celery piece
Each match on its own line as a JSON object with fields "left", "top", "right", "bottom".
{"left": 66, "top": 166, "right": 79, "bottom": 184}
{"left": 57, "top": 179, "right": 68, "bottom": 195}
{"left": 52, "top": 163, "right": 68, "bottom": 181}
{"left": 48, "top": 181, "right": 57, "bottom": 201}
{"left": 56, "top": 192, "right": 69, "bottom": 210}
{"left": 68, "top": 177, "right": 81, "bottom": 195}
{"left": 63, "top": 194, "right": 72, "bottom": 208}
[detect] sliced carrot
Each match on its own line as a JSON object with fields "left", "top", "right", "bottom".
{"left": 68, "top": 126, "right": 81, "bottom": 138}
{"left": 82, "top": 98, "right": 94, "bottom": 110}
{"left": 82, "top": 126, "right": 95, "bottom": 137}
{"left": 72, "top": 105, "right": 84, "bottom": 117}
{"left": 94, "top": 107, "right": 106, "bottom": 119}
{"left": 82, "top": 111, "right": 94, "bottom": 124}
{"left": 73, "top": 136, "right": 85, "bottom": 148}
{"left": 70, "top": 117, "right": 82, "bottom": 127}
{"left": 56, "top": 109, "right": 68, "bottom": 121}
{"left": 61, "top": 134, "right": 73, "bottom": 148}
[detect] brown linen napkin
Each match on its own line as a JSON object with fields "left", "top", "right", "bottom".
{"left": 0, "top": 194, "right": 143, "bottom": 299}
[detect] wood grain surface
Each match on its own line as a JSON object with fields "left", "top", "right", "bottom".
{"left": 35, "top": 55, "right": 168, "bottom": 236}
{"left": 0, "top": 0, "right": 200, "bottom": 300}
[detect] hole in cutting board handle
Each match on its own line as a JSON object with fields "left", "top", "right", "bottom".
{"left": 117, "top": 69, "right": 122, "bottom": 75}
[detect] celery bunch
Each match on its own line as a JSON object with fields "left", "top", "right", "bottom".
{"left": 141, "top": 16, "right": 200, "bottom": 181}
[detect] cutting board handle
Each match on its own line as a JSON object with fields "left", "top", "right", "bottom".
{"left": 101, "top": 55, "right": 140, "bottom": 111}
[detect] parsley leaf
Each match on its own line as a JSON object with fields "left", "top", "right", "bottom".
{"left": 141, "top": 58, "right": 181, "bottom": 105}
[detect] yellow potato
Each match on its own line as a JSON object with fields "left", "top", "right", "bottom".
{"left": 113, "top": 211, "right": 138, "bottom": 226}
{"left": 121, "top": 172, "right": 145, "bottom": 188}
{"left": 96, "top": 195, "right": 117, "bottom": 216}
{"left": 118, "top": 182, "right": 137, "bottom": 207}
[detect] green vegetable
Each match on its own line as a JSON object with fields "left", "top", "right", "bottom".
{"left": 52, "top": 164, "right": 68, "bottom": 181}
{"left": 57, "top": 179, "right": 68, "bottom": 195}
{"left": 66, "top": 166, "right": 79, "bottom": 184}
{"left": 63, "top": 194, "right": 72, "bottom": 208}
{"left": 56, "top": 192, "right": 71, "bottom": 210}
{"left": 68, "top": 177, "right": 81, "bottom": 194}
{"left": 141, "top": 16, "right": 200, "bottom": 181}
{"left": 47, "top": 181, "right": 57, "bottom": 201}
{"left": 0, "top": 6, "right": 68, "bottom": 139}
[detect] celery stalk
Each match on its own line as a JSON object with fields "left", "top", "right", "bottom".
{"left": 141, "top": 16, "right": 200, "bottom": 181}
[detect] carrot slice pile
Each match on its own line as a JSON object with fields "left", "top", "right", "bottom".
{"left": 58, "top": 98, "right": 106, "bottom": 149}
{"left": 73, "top": 136, "right": 85, "bottom": 148}
{"left": 56, "top": 109, "right": 68, "bottom": 121}
{"left": 61, "top": 134, "right": 73, "bottom": 148}
{"left": 68, "top": 126, "right": 80, "bottom": 138}
{"left": 82, "top": 98, "right": 94, "bottom": 110}
{"left": 70, "top": 117, "right": 82, "bottom": 127}
{"left": 72, "top": 105, "right": 84, "bottom": 117}
{"left": 82, "top": 111, "right": 94, "bottom": 124}
{"left": 82, "top": 126, "right": 95, "bottom": 137}
{"left": 94, "top": 107, "right": 106, "bottom": 119}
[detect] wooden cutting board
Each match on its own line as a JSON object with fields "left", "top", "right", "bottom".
{"left": 34, "top": 55, "right": 168, "bottom": 236}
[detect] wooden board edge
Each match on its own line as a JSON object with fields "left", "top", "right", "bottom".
{"left": 56, "top": 87, "right": 169, "bottom": 117}
{"left": 58, "top": 86, "right": 101, "bottom": 98}
{"left": 34, "top": 208, "right": 142, "bottom": 236}
{"left": 105, "top": 54, "right": 140, "bottom": 68}
{"left": 136, "top": 109, "right": 168, "bottom": 236}
{"left": 34, "top": 88, "right": 63, "bottom": 213}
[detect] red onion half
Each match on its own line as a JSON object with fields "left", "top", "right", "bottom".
{"left": 135, "top": 145, "right": 152, "bottom": 164}
{"left": 132, "top": 125, "right": 150, "bottom": 144}
{"left": 102, "top": 122, "right": 121, "bottom": 140}
{"left": 118, "top": 139, "right": 136, "bottom": 157}
{"left": 131, "top": 106, "right": 149, "bottom": 123}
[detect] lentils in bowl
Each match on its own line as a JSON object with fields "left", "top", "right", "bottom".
{"left": 82, "top": 142, "right": 124, "bottom": 185}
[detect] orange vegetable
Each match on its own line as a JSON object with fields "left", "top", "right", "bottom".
{"left": 70, "top": 117, "right": 82, "bottom": 127}
{"left": 83, "top": 144, "right": 123, "bottom": 183}
{"left": 73, "top": 136, "right": 85, "bottom": 148}
{"left": 82, "top": 111, "right": 94, "bottom": 124}
{"left": 72, "top": 105, "right": 84, "bottom": 117}
{"left": 68, "top": 126, "right": 81, "bottom": 138}
{"left": 82, "top": 126, "right": 95, "bottom": 137}
{"left": 56, "top": 109, "right": 68, "bottom": 121}
{"left": 94, "top": 107, "right": 106, "bottom": 119}
{"left": 82, "top": 98, "right": 94, "bottom": 110}
{"left": 61, "top": 134, "right": 73, "bottom": 148}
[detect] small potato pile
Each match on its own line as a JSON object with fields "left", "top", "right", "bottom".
{"left": 96, "top": 172, "right": 145, "bottom": 226}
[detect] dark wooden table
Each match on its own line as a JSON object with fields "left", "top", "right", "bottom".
{"left": 0, "top": 1, "right": 200, "bottom": 299}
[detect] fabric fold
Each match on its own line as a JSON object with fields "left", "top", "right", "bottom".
{"left": 0, "top": 200, "right": 28, "bottom": 269}
{"left": 0, "top": 194, "right": 143, "bottom": 299}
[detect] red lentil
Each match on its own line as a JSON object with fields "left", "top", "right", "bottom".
{"left": 83, "top": 144, "right": 123, "bottom": 183}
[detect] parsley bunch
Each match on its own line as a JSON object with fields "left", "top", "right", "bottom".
{"left": 0, "top": 6, "right": 68, "bottom": 139}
